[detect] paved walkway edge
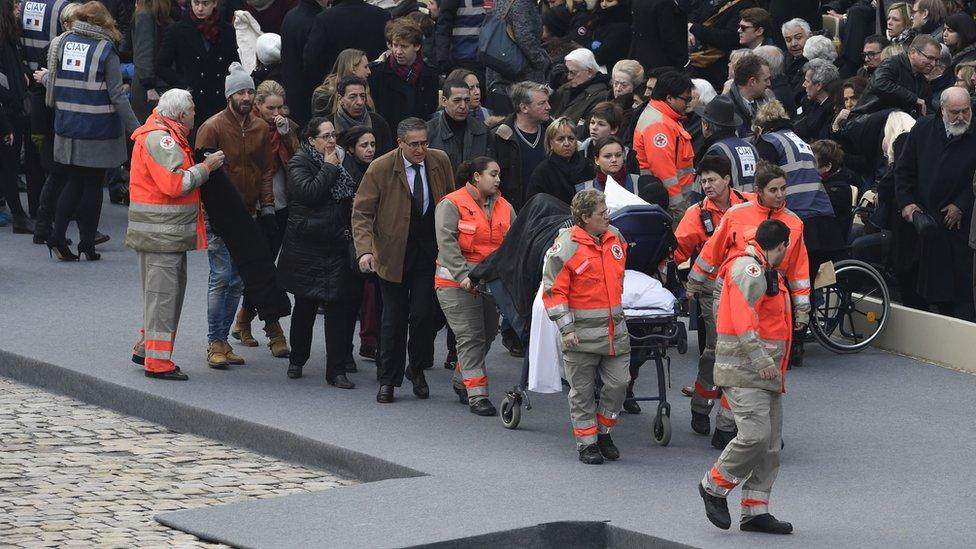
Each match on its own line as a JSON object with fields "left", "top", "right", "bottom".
{"left": 0, "top": 349, "right": 424, "bottom": 484}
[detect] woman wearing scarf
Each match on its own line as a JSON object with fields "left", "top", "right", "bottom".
{"left": 278, "top": 117, "right": 363, "bottom": 387}
{"left": 578, "top": 136, "right": 638, "bottom": 195}
{"left": 525, "top": 117, "right": 595, "bottom": 206}
{"left": 156, "top": 0, "right": 239, "bottom": 124}
{"left": 41, "top": 1, "right": 139, "bottom": 261}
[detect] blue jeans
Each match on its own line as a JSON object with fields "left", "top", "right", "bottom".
{"left": 207, "top": 230, "right": 243, "bottom": 343}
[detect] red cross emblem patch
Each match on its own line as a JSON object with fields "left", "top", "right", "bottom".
{"left": 653, "top": 133, "right": 668, "bottom": 148}
{"left": 745, "top": 264, "right": 762, "bottom": 278}
{"left": 611, "top": 244, "right": 624, "bottom": 260}
{"left": 159, "top": 136, "right": 175, "bottom": 150}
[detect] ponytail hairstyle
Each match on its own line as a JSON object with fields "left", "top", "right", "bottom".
{"left": 455, "top": 156, "right": 498, "bottom": 188}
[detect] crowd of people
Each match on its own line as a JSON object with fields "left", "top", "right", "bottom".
{"left": 3, "top": 0, "right": 976, "bottom": 535}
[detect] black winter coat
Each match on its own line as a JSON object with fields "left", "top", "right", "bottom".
{"left": 278, "top": 149, "right": 363, "bottom": 303}
{"left": 894, "top": 114, "right": 976, "bottom": 303}
{"left": 853, "top": 53, "right": 930, "bottom": 117}
{"left": 155, "top": 19, "right": 239, "bottom": 123}
{"left": 303, "top": 0, "right": 390, "bottom": 94}
{"left": 630, "top": 0, "right": 688, "bottom": 72}
{"left": 490, "top": 114, "right": 552, "bottom": 212}
{"left": 280, "top": 0, "right": 322, "bottom": 126}
{"left": 0, "top": 38, "right": 29, "bottom": 136}
{"left": 526, "top": 151, "right": 594, "bottom": 205}
{"left": 581, "top": 1, "right": 631, "bottom": 70}
{"left": 549, "top": 72, "right": 611, "bottom": 125}
{"left": 368, "top": 59, "right": 440, "bottom": 130}
{"left": 688, "top": 0, "right": 757, "bottom": 87}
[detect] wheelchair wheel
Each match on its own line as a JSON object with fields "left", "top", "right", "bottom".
{"left": 811, "top": 259, "right": 890, "bottom": 354}
{"left": 652, "top": 411, "right": 671, "bottom": 446}
{"left": 500, "top": 394, "right": 521, "bottom": 429}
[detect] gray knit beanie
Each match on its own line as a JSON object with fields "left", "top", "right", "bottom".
{"left": 225, "top": 62, "right": 255, "bottom": 99}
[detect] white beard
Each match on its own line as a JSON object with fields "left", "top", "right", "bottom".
{"left": 946, "top": 119, "right": 971, "bottom": 137}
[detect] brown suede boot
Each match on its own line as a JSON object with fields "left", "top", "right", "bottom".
{"left": 222, "top": 340, "right": 246, "bottom": 365}
{"left": 207, "top": 341, "right": 229, "bottom": 369}
{"left": 231, "top": 308, "right": 259, "bottom": 347}
{"left": 265, "top": 320, "right": 291, "bottom": 358}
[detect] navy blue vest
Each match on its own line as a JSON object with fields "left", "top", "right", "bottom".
{"left": 54, "top": 33, "right": 121, "bottom": 141}
{"left": 21, "top": 0, "right": 68, "bottom": 70}
{"left": 760, "top": 130, "right": 834, "bottom": 219}
{"left": 707, "top": 136, "right": 758, "bottom": 192}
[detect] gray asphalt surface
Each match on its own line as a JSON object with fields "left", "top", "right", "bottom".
{"left": 2, "top": 200, "right": 974, "bottom": 548}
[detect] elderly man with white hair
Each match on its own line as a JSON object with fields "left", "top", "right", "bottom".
{"left": 795, "top": 58, "right": 841, "bottom": 140}
{"left": 895, "top": 86, "right": 976, "bottom": 321}
{"left": 127, "top": 89, "right": 226, "bottom": 381}
{"left": 780, "top": 18, "right": 810, "bottom": 97}
{"left": 550, "top": 48, "right": 612, "bottom": 126}
{"left": 803, "top": 35, "right": 838, "bottom": 64}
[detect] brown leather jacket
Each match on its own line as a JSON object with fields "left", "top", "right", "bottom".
{"left": 195, "top": 107, "right": 275, "bottom": 215}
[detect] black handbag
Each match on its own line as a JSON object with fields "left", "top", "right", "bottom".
{"left": 912, "top": 209, "right": 939, "bottom": 239}
{"left": 477, "top": 1, "right": 528, "bottom": 80}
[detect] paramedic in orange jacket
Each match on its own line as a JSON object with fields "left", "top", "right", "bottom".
{"left": 674, "top": 155, "right": 753, "bottom": 440}
{"left": 686, "top": 162, "right": 808, "bottom": 448}
{"left": 127, "top": 90, "right": 224, "bottom": 381}
{"left": 698, "top": 218, "right": 794, "bottom": 536}
{"left": 542, "top": 189, "right": 630, "bottom": 465}
{"left": 434, "top": 157, "right": 515, "bottom": 417}
{"left": 633, "top": 71, "right": 696, "bottom": 220}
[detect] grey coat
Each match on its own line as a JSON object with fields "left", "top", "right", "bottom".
{"left": 426, "top": 111, "right": 493, "bottom": 175}
{"left": 485, "top": 0, "right": 548, "bottom": 85}
{"left": 130, "top": 10, "right": 163, "bottom": 122}
{"left": 51, "top": 43, "right": 139, "bottom": 168}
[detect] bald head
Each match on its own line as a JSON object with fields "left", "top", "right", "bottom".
{"left": 942, "top": 87, "right": 972, "bottom": 136}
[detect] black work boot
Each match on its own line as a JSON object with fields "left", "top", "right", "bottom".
{"left": 596, "top": 433, "right": 619, "bottom": 460}
{"left": 711, "top": 427, "right": 737, "bottom": 450}
{"left": 453, "top": 383, "right": 468, "bottom": 404}
{"left": 698, "top": 484, "right": 731, "bottom": 530}
{"left": 691, "top": 411, "right": 711, "bottom": 435}
{"left": 578, "top": 444, "right": 604, "bottom": 464}
{"left": 789, "top": 340, "right": 804, "bottom": 369}
{"left": 469, "top": 398, "right": 497, "bottom": 416}
{"left": 740, "top": 513, "right": 793, "bottom": 534}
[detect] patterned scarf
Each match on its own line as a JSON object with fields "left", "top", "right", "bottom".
{"left": 193, "top": 11, "right": 221, "bottom": 46}
{"left": 389, "top": 55, "right": 423, "bottom": 86}
{"left": 299, "top": 141, "right": 358, "bottom": 201}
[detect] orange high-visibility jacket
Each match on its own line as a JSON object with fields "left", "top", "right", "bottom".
{"left": 542, "top": 225, "right": 630, "bottom": 356}
{"left": 633, "top": 99, "right": 696, "bottom": 214}
{"left": 434, "top": 184, "right": 514, "bottom": 289}
{"left": 713, "top": 246, "right": 793, "bottom": 393}
{"left": 674, "top": 190, "right": 755, "bottom": 265}
{"left": 125, "top": 110, "right": 208, "bottom": 253}
{"left": 687, "top": 200, "right": 810, "bottom": 324}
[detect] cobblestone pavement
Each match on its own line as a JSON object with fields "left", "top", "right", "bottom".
{"left": 0, "top": 376, "right": 355, "bottom": 548}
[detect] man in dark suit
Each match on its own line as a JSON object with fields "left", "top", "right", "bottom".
{"left": 352, "top": 118, "right": 454, "bottom": 403}
{"left": 303, "top": 0, "right": 390, "bottom": 97}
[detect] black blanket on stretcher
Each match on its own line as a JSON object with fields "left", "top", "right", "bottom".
{"left": 471, "top": 194, "right": 572, "bottom": 319}
{"left": 195, "top": 150, "right": 291, "bottom": 321}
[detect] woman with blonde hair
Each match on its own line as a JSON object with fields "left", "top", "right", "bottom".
{"left": 526, "top": 117, "right": 594, "bottom": 205}
{"left": 231, "top": 79, "right": 301, "bottom": 347}
{"left": 886, "top": 2, "right": 915, "bottom": 44}
{"left": 42, "top": 0, "right": 139, "bottom": 261}
{"left": 310, "top": 48, "right": 373, "bottom": 117}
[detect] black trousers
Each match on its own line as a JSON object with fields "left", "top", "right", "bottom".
{"left": 377, "top": 263, "right": 441, "bottom": 387}
{"left": 0, "top": 138, "right": 26, "bottom": 220}
{"left": 52, "top": 165, "right": 105, "bottom": 248}
{"left": 289, "top": 296, "right": 360, "bottom": 381}
{"left": 34, "top": 170, "right": 68, "bottom": 240}
{"left": 242, "top": 207, "right": 289, "bottom": 314}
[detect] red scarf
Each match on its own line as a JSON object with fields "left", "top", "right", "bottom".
{"left": 193, "top": 12, "right": 220, "bottom": 46}
{"left": 595, "top": 166, "right": 629, "bottom": 187}
{"left": 389, "top": 55, "right": 423, "bottom": 86}
{"left": 267, "top": 120, "right": 291, "bottom": 171}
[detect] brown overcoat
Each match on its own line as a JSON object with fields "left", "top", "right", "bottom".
{"left": 352, "top": 147, "right": 454, "bottom": 283}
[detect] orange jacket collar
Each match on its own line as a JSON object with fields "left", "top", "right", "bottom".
{"left": 649, "top": 99, "right": 685, "bottom": 122}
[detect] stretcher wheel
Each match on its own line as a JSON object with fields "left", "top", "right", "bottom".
{"left": 652, "top": 413, "right": 671, "bottom": 446}
{"left": 500, "top": 395, "right": 521, "bottom": 429}
{"left": 677, "top": 324, "right": 688, "bottom": 355}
